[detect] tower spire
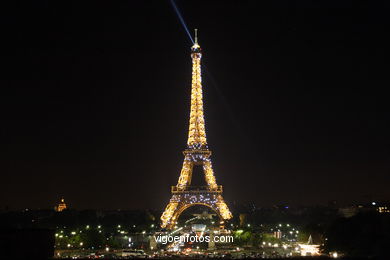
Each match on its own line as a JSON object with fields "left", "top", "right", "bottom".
{"left": 191, "top": 29, "right": 200, "bottom": 51}
{"left": 188, "top": 29, "right": 206, "bottom": 148}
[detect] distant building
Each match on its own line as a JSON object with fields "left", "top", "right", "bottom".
{"left": 273, "top": 231, "right": 282, "bottom": 239}
{"left": 378, "top": 206, "right": 390, "bottom": 213}
{"left": 191, "top": 224, "right": 206, "bottom": 232}
{"left": 298, "top": 234, "right": 320, "bottom": 256}
{"left": 55, "top": 198, "right": 67, "bottom": 212}
{"left": 298, "top": 244, "right": 320, "bottom": 256}
{"left": 338, "top": 206, "right": 358, "bottom": 218}
{"left": 239, "top": 213, "right": 247, "bottom": 226}
{"left": 192, "top": 211, "right": 216, "bottom": 220}
{"left": 339, "top": 202, "right": 390, "bottom": 217}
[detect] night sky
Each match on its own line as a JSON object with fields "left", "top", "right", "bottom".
{"left": 1, "top": 0, "right": 389, "bottom": 210}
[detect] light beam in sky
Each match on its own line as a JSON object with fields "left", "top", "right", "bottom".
{"left": 170, "top": 0, "right": 194, "bottom": 44}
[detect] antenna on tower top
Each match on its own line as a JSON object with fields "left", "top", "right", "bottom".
{"left": 194, "top": 29, "right": 198, "bottom": 44}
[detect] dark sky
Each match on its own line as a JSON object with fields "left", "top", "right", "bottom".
{"left": 1, "top": 0, "right": 389, "bottom": 210}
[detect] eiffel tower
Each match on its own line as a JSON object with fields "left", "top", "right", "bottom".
{"left": 160, "top": 30, "right": 232, "bottom": 229}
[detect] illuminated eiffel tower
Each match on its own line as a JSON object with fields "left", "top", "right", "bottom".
{"left": 161, "top": 30, "right": 232, "bottom": 229}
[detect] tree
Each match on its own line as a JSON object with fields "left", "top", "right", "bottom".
{"left": 261, "top": 233, "right": 281, "bottom": 245}
{"left": 323, "top": 212, "right": 390, "bottom": 257}
{"left": 81, "top": 230, "right": 105, "bottom": 249}
{"left": 233, "top": 230, "right": 252, "bottom": 246}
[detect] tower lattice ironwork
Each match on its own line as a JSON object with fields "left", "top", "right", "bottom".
{"left": 160, "top": 30, "right": 232, "bottom": 229}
